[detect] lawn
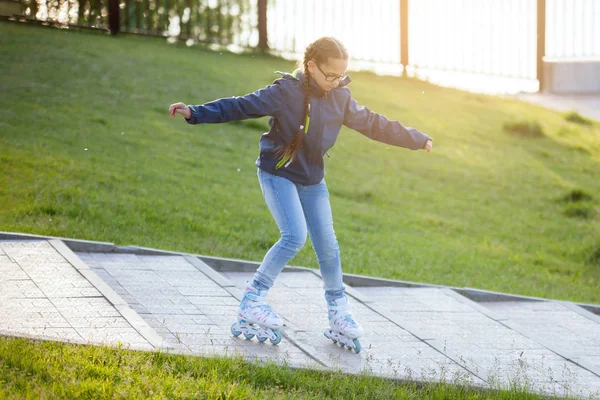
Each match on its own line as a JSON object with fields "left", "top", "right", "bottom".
{"left": 0, "top": 335, "right": 563, "bottom": 399}
{"left": 1, "top": 21, "right": 599, "bottom": 304}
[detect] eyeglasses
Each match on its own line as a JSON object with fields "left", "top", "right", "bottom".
{"left": 315, "top": 63, "right": 348, "bottom": 83}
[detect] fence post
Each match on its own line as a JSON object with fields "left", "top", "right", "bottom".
{"left": 537, "top": 0, "right": 546, "bottom": 92}
{"left": 400, "top": 0, "right": 409, "bottom": 76}
{"left": 109, "top": 0, "right": 120, "bottom": 35}
{"left": 258, "top": 0, "right": 268, "bottom": 51}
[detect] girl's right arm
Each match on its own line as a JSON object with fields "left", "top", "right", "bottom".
{"left": 169, "top": 83, "right": 283, "bottom": 125}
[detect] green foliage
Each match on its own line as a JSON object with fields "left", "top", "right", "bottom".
{"left": 502, "top": 120, "right": 545, "bottom": 138}
{"left": 563, "top": 203, "right": 595, "bottom": 219}
{"left": 1, "top": 22, "right": 600, "bottom": 305}
{"left": 559, "top": 189, "right": 596, "bottom": 219}
{"left": 564, "top": 111, "right": 593, "bottom": 126}
{"left": 560, "top": 189, "right": 594, "bottom": 203}
{"left": 589, "top": 246, "right": 600, "bottom": 267}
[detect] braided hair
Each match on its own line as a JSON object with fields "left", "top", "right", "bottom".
{"left": 276, "top": 37, "right": 348, "bottom": 164}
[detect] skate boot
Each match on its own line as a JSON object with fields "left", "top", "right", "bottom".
{"left": 324, "top": 294, "right": 364, "bottom": 353}
{"left": 231, "top": 283, "right": 283, "bottom": 345}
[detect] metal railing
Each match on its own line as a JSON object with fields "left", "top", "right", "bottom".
{"left": 546, "top": 0, "right": 600, "bottom": 59}
{"left": 3, "top": 0, "right": 599, "bottom": 90}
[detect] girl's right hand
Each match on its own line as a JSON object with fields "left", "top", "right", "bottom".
{"left": 424, "top": 139, "right": 433, "bottom": 153}
{"left": 169, "top": 102, "right": 192, "bottom": 119}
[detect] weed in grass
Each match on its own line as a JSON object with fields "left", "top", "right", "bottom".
{"left": 91, "top": 117, "right": 108, "bottom": 126}
{"left": 563, "top": 203, "right": 595, "bottom": 219}
{"left": 503, "top": 120, "right": 545, "bottom": 138}
{"left": 574, "top": 145, "right": 591, "bottom": 154}
{"left": 560, "top": 188, "right": 594, "bottom": 203}
{"left": 32, "top": 204, "right": 60, "bottom": 217}
{"left": 564, "top": 111, "right": 593, "bottom": 126}
{"left": 558, "top": 188, "right": 596, "bottom": 219}
{"left": 330, "top": 188, "right": 375, "bottom": 203}
{"left": 556, "top": 126, "right": 575, "bottom": 137}
{"left": 589, "top": 246, "right": 600, "bottom": 267}
{"left": 250, "top": 236, "right": 274, "bottom": 251}
{"left": 231, "top": 119, "right": 270, "bottom": 132}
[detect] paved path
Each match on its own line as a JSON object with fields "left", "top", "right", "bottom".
{"left": 2, "top": 237, "right": 600, "bottom": 399}
{"left": 0, "top": 241, "right": 153, "bottom": 349}
{"left": 511, "top": 93, "right": 600, "bottom": 122}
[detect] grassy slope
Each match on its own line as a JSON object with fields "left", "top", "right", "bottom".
{"left": 0, "top": 336, "right": 555, "bottom": 399}
{"left": 1, "top": 22, "right": 599, "bottom": 303}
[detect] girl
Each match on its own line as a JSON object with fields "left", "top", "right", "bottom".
{"left": 169, "top": 37, "right": 433, "bottom": 353}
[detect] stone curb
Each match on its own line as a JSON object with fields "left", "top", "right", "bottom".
{"left": 183, "top": 255, "right": 236, "bottom": 288}
{"left": 48, "top": 240, "right": 167, "bottom": 350}
{"left": 0, "top": 232, "right": 117, "bottom": 252}
{"left": 559, "top": 301, "right": 600, "bottom": 324}
{"left": 441, "top": 288, "right": 506, "bottom": 321}
{"left": 0, "top": 332, "right": 154, "bottom": 353}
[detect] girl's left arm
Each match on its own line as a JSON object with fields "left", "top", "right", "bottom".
{"left": 343, "top": 96, "right": 431, "bottom": 150}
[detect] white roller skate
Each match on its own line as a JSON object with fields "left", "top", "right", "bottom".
{"left": 324, "top": 294, "right": 364, "bottom": 353}
{"left": 231, "top": 283, "right": 283, "bottom": 345}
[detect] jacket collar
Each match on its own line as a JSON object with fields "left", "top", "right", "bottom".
{"left": 276, "top": 69, "right": 352, "bottom": 97}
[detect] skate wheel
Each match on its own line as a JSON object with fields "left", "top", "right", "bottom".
{"left": 353, "top": 338, "right": 362, "bottom": 353}
{"left": 257, "top": 336, "right": 268, "bottom": 343}
{"left": 270, "top": 330, "right": 282, "bottom": 345}
{"left": 231, "top": 323, "right": 241, "bottom": 337}
{"left": 244, "top": 333, "right": 255, "bottom": 340}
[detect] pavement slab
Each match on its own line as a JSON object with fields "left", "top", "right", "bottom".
{"left": 223, "top": 271, "right": 483, "bottom": 385}
{"left": 77, "top": 252, "right": 317, "bottom": 368}
{"left": 483, "top": 301, "right": 600, "bottom": 376}
{"left": 0, "top": 241, "right": 152, "bottom": 350}
{"left": 356, "top": 286, "right": 600, "bottom": 398}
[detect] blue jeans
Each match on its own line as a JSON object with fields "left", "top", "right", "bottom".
{"left": 252, "top": 168, "right": 346, "bottom": 302}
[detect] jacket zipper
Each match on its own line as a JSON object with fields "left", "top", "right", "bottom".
{"left": 321, "top": 93, "right": 331, "bottom": 158}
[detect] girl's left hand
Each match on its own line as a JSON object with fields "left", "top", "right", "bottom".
{"left": 424, "top": 139, "right": 433, "bottom": 153}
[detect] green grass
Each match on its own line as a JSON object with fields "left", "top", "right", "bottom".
{"left": 0, "top": 335, "right": 572, "bottom": 399}
{"left": 1, "top": 22, "right": 600, "bottom": 304}
{"left": 564, "top": 111, "right": 593, "bottom": 126}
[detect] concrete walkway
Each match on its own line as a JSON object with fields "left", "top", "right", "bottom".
{"left": 511, "top": 93, "right": 600, "bottom": 123}
{"left": 2, "top": 233, "right": 600, "bottom": 399}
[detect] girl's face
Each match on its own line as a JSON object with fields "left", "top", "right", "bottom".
{"left": 307, "top": 57, "right": 349, "bottom": 92}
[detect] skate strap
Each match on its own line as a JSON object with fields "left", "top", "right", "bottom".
{"left": 328, "top": 305, "right": 349, "bottom": 311}
{"left": 245, "top": 293, "right": 273, "bottom": 310}
{"left": 244, "top": 292, "right": 263, "bottom": 302}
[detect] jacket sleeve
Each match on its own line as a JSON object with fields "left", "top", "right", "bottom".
{"left": 185, "top": 83, "right": 283, "bottom": 125}
{"left": 343, "top": 96, "right": 431, "bottom": 150}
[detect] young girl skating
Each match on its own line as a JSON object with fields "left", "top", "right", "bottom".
{"left": 169, "top": 37, "right": 433, "bottom": 353}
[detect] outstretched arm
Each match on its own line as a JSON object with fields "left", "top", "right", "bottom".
{"left": 169, "top": 83, "right": 283, "bottom": 124}
{"left": 343, "top": 96, "right": 432, "bottom": 151}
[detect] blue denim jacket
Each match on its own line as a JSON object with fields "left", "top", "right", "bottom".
{"left": 186, "top": 70, "right": 431, "bottom": 185}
